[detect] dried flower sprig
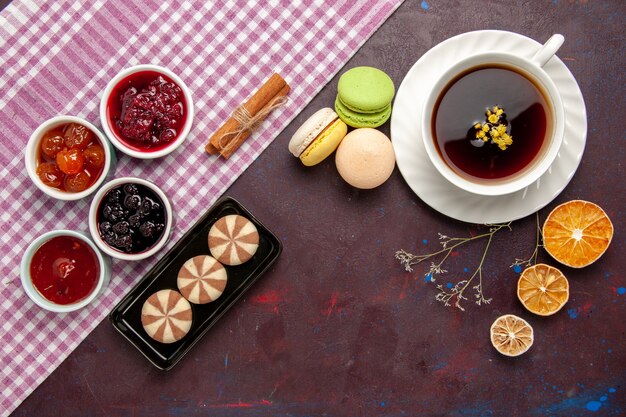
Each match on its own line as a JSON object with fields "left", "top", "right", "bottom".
{"left": 510, "top": 212, "right": 542, "bottom": 272}
{"left": 395, "top": 222, "right": 511, "bottom": 311}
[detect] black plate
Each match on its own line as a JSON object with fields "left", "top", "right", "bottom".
{"left": 109, "top": 196, "right": 282, "bottom": 370}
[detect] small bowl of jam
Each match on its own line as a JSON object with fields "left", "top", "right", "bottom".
{"left": 99, "top": 64, "right": 194, "bottom": 159}
{"left": 20, "top": 230, "right": 111, "bottom": 313}
{"left": 25, "top": 116, "right": 114, "bottom": 201}
{"left": 89, "top": 177, "right": 173, "bottom": 261}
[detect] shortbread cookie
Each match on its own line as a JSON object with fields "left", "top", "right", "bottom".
{"left": 208, "top": 214, "right": 259, "bottom": 265}
{"left": 177, "top": 255, "right": 227, "bottom": 304}
{"left": 141, "top": 289, "right": 192, "bottom": 344}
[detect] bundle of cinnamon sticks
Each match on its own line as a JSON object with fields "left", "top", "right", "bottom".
{"left": 205, "top": 72, "right": 290, "bottom": 159}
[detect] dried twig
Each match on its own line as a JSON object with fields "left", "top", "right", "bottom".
{"left": 395, "top": 223, "right": 511, "bottom": 311}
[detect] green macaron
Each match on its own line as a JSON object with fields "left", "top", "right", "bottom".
{"left": 335, "top": 66, "right": 395, "bottom": 128}
{"left": 337, "top": 66, "right": 395, "bottom": 113}
{"left": 335, "top": 96, "right": 391, "bottom": 128}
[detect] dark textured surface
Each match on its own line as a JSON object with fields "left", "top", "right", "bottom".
{"left": 13, "top": 1, "right": 625, "bottom": 416}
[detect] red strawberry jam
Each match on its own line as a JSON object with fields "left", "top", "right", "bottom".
{"left": 30, "top": 235, "right": 100, "bottom": 305}
{"left": 107, "top": 71, "right": 186, "bottom": 152}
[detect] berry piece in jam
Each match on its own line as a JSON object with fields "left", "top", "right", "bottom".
{"left": 107, "top": 188, "right": 122, "bottom": 204}
{"left": 64, "top": 123, "right": 92, "bottom": 149}
{"left": 36, "top": 162, "right": 63, "bottom": 188}
{"left": 124, "top": 194, "right": 141, "bottom": 210}
{"left": 64, "top": 171, "right": 91, "bottom": 193}
{"left": 139, "top": 221, "right": 156, "bottom": 237}
{"left": 100, "top": 221, "right": 112, "bottom": 234}
{"left": 36, "top": 122, "right": 105, "bottom": 193}
{"left": 41, "top": 134, "right": 65, "bottom": 159}
{"left": 83, "top": 144, "right": 105, "bottom": 168}
{"left": 108, "top": 71, "right": 186, "bottom": 152}
{"left": 128, "top": 213, "right": 141, "bottom": 228}
{"left": 124, "top": 184, "right": 138, "bottom": 195}
{"left": 97, "top": 183, "right": 166, "bottom": 254}
{"left": 56, "top": 148, "right": 85, "bottom": 175}
{"left": 112, "top": 221, "right": 130, "bottom": 235}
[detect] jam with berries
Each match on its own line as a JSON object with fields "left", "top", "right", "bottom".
{"left": 36, "top": 123, "right": 106, "bottom": 193}
{"left": 97, "top": 183, "right": 167, "bottom": 254}
{"left": 30, "top": 235, "right": 100, "bottom": 305}
{"left": 107, "top": 71, "right": 186, "bottom": 152}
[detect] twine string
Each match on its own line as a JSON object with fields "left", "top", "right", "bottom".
{"left": 217, "top": 95, "right": 289, "bottom": 151}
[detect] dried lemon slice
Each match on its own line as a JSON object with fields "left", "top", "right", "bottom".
{"left": 517, "top": 264, "right": 569, "bottom": 316}
{"left": 543, "top": 200, "right": 613, "bottom": 268}
{"left": 490, "top": 314, "right": 533, "bottom": 357}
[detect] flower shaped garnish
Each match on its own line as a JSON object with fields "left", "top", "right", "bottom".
{"left": 473, "top": 105, "right": 513, "bottom": 150}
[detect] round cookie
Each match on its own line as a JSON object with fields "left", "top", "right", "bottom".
{"left": 298, "top": 118, "right": 347, "bottom": 166}
{"left": 177, "top": 255, "right": 227, "bottom": 304}
{"left": 141, "top": 289, "right": 192, "bottom": 344}
{"left": 288, "top": 108, "right": 348, "bottom": 166}
{"left": 334, "top": 96, "right": 391, "bottom": 128}
{"left": 288, "top": 108, "right": 338, "bottom": 157}
{"left": 208, "top": 214, "right": 259, "bottom": 265}
{"left": 335, "top": 128, "right": 396, "bottom": 189}
{"left": 336, "top": 66, "right": 395, "bottom": 113}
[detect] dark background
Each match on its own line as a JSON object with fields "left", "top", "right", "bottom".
{"left": 8, "top": 1, "right": 625, "bottom": 416}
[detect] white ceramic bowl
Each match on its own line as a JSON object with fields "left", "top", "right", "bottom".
{"left": 89, "top": 177, "right": 173, "bottom": 261}
{"left": 25, "top": 115, "right": 114, "bottom": 201}
{"left": 20, "top": 230, "right": 111, "bottom": 313}
{"left": 99, "top": 64, "right": 194, "bottom": 159}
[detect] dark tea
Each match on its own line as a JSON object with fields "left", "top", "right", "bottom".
{"left": 432, "top": 65, "right": 552, "bottom": 181}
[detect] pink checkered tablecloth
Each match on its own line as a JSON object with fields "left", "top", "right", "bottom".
{"left": 0, "top": 0, "right": 403, "bottom": 414}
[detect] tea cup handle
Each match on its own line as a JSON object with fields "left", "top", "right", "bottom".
{"left": 531, "top": 34, "right": 565, "bottom": 68}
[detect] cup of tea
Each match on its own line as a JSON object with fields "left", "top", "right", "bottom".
{"left": 421, "top": 34, "right": 566, "bottom": 196}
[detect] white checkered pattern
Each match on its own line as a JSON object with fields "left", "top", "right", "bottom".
{"left": 0, "top": 0, "right": 403, "bottom": 414}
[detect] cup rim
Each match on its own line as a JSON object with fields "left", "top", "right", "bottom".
{"left": 20, "top": 230, "right": 109, "bottom": 313}
{"left": 24, "top": 115, "right": 113, "bottom": 201}
{"left": 88, "top": 177, "right": 173, "bottom": 261}
{"left": 421, "top": 51, "right": 565, "bottom": 196}
{"left": 99, "top": 64, "right": 194, "bottom": 159}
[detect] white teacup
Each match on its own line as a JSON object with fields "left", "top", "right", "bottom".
{"left": 421, "top": 34, "right": 565, "bottom": 196}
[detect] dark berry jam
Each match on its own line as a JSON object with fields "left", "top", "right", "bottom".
{"left": 97, "top": 183, "right": 167, "bottom": 253}
{"left": 30, "top": 235, "right": 100, "bottom": 305}
{"left": 36, "top": 123, "right": 105, "bottom": 192}
{"left": 107, "top": 70, "right": 186, "bottom": 152}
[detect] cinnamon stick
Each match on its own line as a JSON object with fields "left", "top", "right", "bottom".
{"left": 218, "top": 83, "right": 290, "bottom": 159}
{"left": 205, "top": 73, "right": 287, "bottom": 154}
{"left": 205, "top": 141, "right": 219, "bottom": 155}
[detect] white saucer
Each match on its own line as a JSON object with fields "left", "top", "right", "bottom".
{"left": 391, "top": 30, "right": 587, "bottom": 223}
